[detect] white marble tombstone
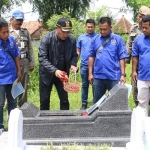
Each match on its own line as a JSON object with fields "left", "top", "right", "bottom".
{"left": 126, "top": 107, "right": 145, "bottom": 150}
{"left": 6, "top": 108, "right": 26, "bottom": 150}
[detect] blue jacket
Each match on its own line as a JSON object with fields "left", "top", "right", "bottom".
{"left": 0, "top": 36, "right": 20, "bottom": 85}
{"left": 76, "top": 32, "right": 97, "bottom": 66}
{"left": 89, "top": 31, "right": 128, "bottom": 80}
{"left": 132, "top": 33, "right": 150, "bottom": 80}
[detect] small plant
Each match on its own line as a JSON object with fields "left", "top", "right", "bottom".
{"left": 40, "top": 142, "right": 113, "bottom": 150}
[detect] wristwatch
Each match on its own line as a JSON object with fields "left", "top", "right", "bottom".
{"left": 121, "top": 73, "right": 126, "bottom": 77}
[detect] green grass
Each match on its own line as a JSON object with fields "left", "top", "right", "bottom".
{"left": 126, "top": 63, "right": 136, "bottom": 109}
{"left": 40, "top": 142, "right": 112, "bottom": 150}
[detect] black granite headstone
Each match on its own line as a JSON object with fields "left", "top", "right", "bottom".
{"left": 21, "top": 84, "right": 132, "bottom": 147}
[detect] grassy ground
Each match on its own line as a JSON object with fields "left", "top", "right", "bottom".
{"left": 40, "top": 143, "right": 111, "bottom": 150}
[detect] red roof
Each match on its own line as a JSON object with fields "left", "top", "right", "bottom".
{"left": 113, "top": 15, "right": 132, "bottom": 34}
{"left": 21, "top": 21, "right": 44, "bottom": 35}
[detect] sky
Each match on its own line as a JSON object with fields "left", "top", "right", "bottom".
{"left": 90, "top": 0, "right": 133, "bottom": 23}
{"left": 3, "top": 0, "right": 134, "bottom": 24}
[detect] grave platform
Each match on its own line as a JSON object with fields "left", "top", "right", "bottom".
{"left": 21, "top": 84, "right": 132, "bottom": 147}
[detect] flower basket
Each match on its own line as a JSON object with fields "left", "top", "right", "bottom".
{"left": 64, "top": 80, "right": 81, "bottom": 93}
{"left": 63, "top": 72, "right": 81, "bottom": 93}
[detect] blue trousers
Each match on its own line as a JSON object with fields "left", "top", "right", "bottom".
{"left": 93, "top": 79, "right": 119, "bottom": 104}
{"left": 80, "top": 65, "right": 93, "bottom": 105}
{"left": 0, "top": 84, "right": 17, "bottom": 129}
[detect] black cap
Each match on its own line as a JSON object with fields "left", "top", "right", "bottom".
{"left": 57, "top": 18, "right": 72, "bottom": 31}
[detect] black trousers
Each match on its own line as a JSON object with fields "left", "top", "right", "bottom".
{"left": 39, "top": 76, "right": 69, "bottom": 110}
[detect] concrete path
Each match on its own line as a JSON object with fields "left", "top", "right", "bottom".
{"left": 0, "top": 132, "right": 126, "bottom": 150}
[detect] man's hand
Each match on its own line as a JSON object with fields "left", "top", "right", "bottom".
{"left": 55, "top": 70, "right": 67, "bottom": 79}
{"left": 132, "top": 71, "right": 137, "bottom": 82}
{"left": 88, "top": 74, "right": 94, "bottom": 85}
{"left": 120, "top": 76, "right": 126, "bottom": 84}
{"left": 17, "top": 70, "right": 22, "bottom": 82}
{"left": 70, "top": 65, "right": 78, "bottom": 73}
{"left": 29, "top": 66, "right": 34, "bottom": 72}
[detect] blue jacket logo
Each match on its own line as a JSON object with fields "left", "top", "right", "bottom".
{"left": 10, "top": 42, "right": 14, "bottom": 48}
{"left": 111, "top": 39, "right": 116, "bottom": 45}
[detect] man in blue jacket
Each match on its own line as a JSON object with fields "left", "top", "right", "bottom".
{"left": 0, "top": 18, "right": 21, "bottom": 134}
{"left": 132, "top": 14, "right": 150, "bottom": 116}
{"left": 88, "top": 17, "right": 128, "bottom": 104}
{"left": 77, "top": 19, "right": 97, "bottom": 109}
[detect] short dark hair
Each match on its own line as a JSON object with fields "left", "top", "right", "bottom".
{"left": 98, "top": 17, "right": 112, "bottom": 26}
{"left": 86, "top": 19, "right": 95, "bottom": 26}
{"left": 0, "top": 18, "right": 8, "bottom": 30}
{"left": 142, "top": 14, "right": 150, "bottom": 25}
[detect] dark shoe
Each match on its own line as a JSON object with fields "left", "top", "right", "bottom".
{"left": 135, "top": 101, "right": 139, "bottom": 106}
{"left": 80, "top": 105, "right": 87, "bottom": 110}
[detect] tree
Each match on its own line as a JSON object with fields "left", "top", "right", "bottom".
{"left": 46, "top": 9, "right": 85, "bottom": 39}
{"left": 0, "top": 0, "right": 26, "bottom": 18}
{"left": 87, "top": 6, "right": 115, "bottom": 33}
{"left": 122, "top": 0, "right": 150, "bottom": 21}
{"left": 46, "top": 7, "right": 114, "bottom": 39}
{"left": 28, "top": 0, "right": 91, "bottom": 23}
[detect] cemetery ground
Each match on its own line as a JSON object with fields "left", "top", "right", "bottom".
{"left": 2, "top": 49, "right": 134, "bottom": 149}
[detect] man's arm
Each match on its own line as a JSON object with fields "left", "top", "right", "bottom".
{"left": 12, "top": 37, "right": 21, "bottom": 82}
{"left": 38, "top": 34, "right": 57, "bottom": 74}
{"left": 88, "top": 56, "right": 94, "bottom": 84}
{"left": 119, "top": 59, "right": 126, "bottom": 83}
{"left": 126, "top": 36, "right": 133, "bottom": 64}
{"left": 76, "top": 48, "right": 80, "bottom": 60}
{"left": 132, "top": 56, "right": 138, "bottom": 82}
{"left": 69, "top": 37, "right": 78, "bottom": 73}
{"left": 126, "top": 25, "right": 137, "bottom": 64}
{"left": 14, "top": 56, "right": 21, "bottom": 82}
{"left": 26, "top": 30, "right": 35, "bottom": 71}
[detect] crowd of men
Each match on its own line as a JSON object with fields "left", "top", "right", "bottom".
{"left": 0, "top": 5, "right": 150, "bottom": 133}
